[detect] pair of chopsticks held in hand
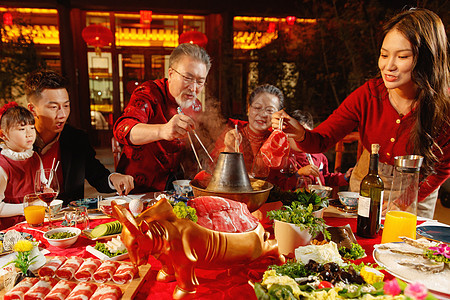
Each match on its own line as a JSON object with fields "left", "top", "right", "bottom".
{"left": 177, "top": 107, "right": 213, "bottom": 170}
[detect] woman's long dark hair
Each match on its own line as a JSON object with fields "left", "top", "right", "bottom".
{"left": 382, "top": 8, "right": 450, "bottom": 177}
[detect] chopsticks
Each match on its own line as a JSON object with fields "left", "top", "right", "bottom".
{"left": 306, "top": 153, "right": 323, "bottom": 187}
{"left": 177, "top": 107, "right": 214, "bottom": 169}
{"left": 234, "top": 124, "right": 240, "bottom": 152}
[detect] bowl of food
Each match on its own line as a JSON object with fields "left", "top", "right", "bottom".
{"left": 173, "top": 180, "right": 193, "bottom": 196}
{"left": 43, "top": 227, "right": 81, "bottom": 248}
{"left": 98, "top": 199, "right": 127, "bottom": 217}
{"left": 49, "top": 199, "right": 63, "bottom": 215}
{"left": 338, "top": 191, "right": 359, "bottom": 209}
{"left": 308, "top": 185, "right": 333, "bottom": 198}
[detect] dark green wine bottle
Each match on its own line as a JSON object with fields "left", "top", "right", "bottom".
{"left": 357, "top": 144, "right": 384, "bottom": 238}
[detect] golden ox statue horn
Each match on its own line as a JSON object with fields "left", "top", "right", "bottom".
{"left": 111, "top": 198, "right": 284, "bottom": 299}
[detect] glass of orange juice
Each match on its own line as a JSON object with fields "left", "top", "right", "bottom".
{"left": 23, "top": 193, "right": 46, "bottom": 227}
{"left": 381, "top": 210, "right": 417, "bottom": 243}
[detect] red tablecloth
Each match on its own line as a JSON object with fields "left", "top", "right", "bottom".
{"left": 6, "top": 215, "right": 423, "bottom": 300}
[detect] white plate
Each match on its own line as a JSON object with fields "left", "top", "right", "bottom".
{"left": 373, "top": 243, "right": 450, "bottom": 298}
{"left": 86, "top": 245, "right": 129, "bottom": 261}
{"left": 82, "top": 229, "right": 119, "bottom": 241}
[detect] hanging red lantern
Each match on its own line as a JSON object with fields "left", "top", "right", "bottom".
{"left": 140, "top": 10, "right": 152, "bottom": 28}
{"left": 82, "top": 24, "right": 113, "bottom": 56}
{"left": 179, "top": 31, "right": 208, "bottom": 48}
{"left": 3, "top": 12, "right": 13, "bottom": 26}
{"left": 286, "top": 16, "right": 296, "bottom": 26}
{"left": 267, "top": 22, "right": 276, "bottom": 33}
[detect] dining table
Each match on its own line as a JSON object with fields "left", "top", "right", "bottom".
{"left": 0, "top": 199, "right": 448, "bottom": 300}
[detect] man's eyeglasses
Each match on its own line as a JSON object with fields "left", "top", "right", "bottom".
{"left": 172, "top": 68, "right": 206, "bottom": 88}
{"left": 250, "top": 104, "right": 277, "bottom": 115}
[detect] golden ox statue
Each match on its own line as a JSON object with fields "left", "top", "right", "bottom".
{"left": 112, "top": 198, "right": 284, "bottom": 299}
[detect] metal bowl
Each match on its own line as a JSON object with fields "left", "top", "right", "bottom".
{"left": 190, "top": 178, "right": 273, "bottom": 212}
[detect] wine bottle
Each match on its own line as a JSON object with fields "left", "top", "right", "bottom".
{"left": 357, "top": 144, "right": 384, "bottom": 238}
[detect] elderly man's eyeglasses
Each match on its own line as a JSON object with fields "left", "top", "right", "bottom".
{"left": 250, "top": 104, "right": 277, "bottom": 115}
{"left": 172, "top": 68, "right": 206, "bottom": 88}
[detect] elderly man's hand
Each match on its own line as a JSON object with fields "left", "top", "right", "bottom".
{"left": 160, "top": 114, "right": 195, "bottom": 141}
{"left": 271, "top": 110, "right": 306, "bottom": 142}
{"left": 223, "top": 129, "right": 242, "bottom": 152}
{"left": 110, "top": 173, "right": 134, "bottom": 195}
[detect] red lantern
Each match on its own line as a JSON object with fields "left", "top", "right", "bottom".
{"left": 82, "top": 25, "right": 113, "bottom": 55}
{"left": 286, "top": 16, "right": 296, "bottom": 26}
{"left": 267, "top": 22, "right": 276, "bottom": 33}
{"left": 140, "top": 10, "right": 152, "bottom": 28}
{"left": 3, "top": 12, "right": 13, "bottom": 26}
{"left": 179, "top": 31, "right": 208, "bottom": 48}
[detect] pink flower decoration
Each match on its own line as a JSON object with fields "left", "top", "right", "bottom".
{"left": 384, "top": 279, "right": 401, "bottom": 296}
{"left": 429, "top": 243, "right": 450, "bottom": 259}
{"left": 404, "top": 282, "right": 428, "bottom": 300}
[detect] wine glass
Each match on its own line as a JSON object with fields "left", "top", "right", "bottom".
{"left": 35, "top": 169, "right": 60, "bottom": 228}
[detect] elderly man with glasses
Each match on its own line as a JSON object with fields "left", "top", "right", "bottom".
{"left": 113, "top": 43, "right": 211, "bottom": 193}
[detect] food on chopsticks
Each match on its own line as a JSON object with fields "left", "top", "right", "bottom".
{"left": 43, "top": 279, "right": 77, "bottom": 300}
{"left": 94, "top": 236, "right": 127, "bottom": 258}
{"left": 90, "top": 284, "right": 122, "bottom": 300}
{"left": 38, "top": 256, "right": 67, "bottom": 277}
{"left": 47, "top": 231, "right": 76, "bottom": 239}
{"left": 55, "top": 256, "right": 84, "bottom": 280}
{"left": 74, "top": 258, "right": 103, "bottom": 281}
{"left": 187, "top": 196, "right": 259, "bottom": 233}
{"left": 90, "top": 220, "right": 123, "bottom": 238}
{"left": 3, "top": 277, "right": 39, "bottom": 300}
{"left": 260, "top": 129, "right": 290, "bottom": 168}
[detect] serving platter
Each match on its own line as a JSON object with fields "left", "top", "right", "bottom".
{"left": 373, "top": 243, "right": 450, "bottom": 297}
{"left": 0, "top": 256, "right": 152, "bottom": 299}
{"left": 416, "top": 225, "right": 450, "bottom": 243}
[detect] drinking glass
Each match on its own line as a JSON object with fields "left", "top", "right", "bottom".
{"left": 35, "top": 169, "right": 60, "bottom": 228}
{"left": 250, "top": 152, "right": 270, "bottom": 180}
{"left": 23, "top": 193, "right": 46, "bottom": 227}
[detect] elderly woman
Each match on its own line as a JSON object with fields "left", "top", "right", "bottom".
{"left": 211, "top": 84, "right": 284, "bottom": 174}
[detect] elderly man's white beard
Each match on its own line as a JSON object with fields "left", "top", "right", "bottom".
{"left": 176, "top": 91, "right": 197, "bottom": 109}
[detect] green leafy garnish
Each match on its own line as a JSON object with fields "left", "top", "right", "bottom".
{"left": 268, "top": 261, "right": 315, "bottom": 278}
{"left": 295, "top": 188, "right": 329, "bottom": 209}
{"left": 268, "top": 202, "right": 330, "bottom": 239}
{"left": 171, "top": 201, "right": 198, "bottom": 222}
{"left": 339, "top": 243, "right": 366, "bottom": 260}
{"left": 94, "top": 241, "right": 127, "bottom": 258}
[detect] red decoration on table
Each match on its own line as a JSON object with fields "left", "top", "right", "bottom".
{"left": 179, "top": 31, "right": 208, "bottom": 48}
{"left": 81, "top": 24, "right": 113, "bottom": 55}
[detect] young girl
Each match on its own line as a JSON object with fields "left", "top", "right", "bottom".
{"left": 0, "top": 102, "right": 41, "bottom": 230}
